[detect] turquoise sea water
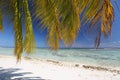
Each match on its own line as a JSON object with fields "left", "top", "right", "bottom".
{"left": 0, "top": 48, "right": 120, "bottom": 67}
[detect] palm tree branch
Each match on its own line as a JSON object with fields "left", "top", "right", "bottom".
{"left": 23, "top": 0, "right": 36, "bottom": 54}
{"left": 59, "top": 0, "right": 80, "bottom": 46}
{"left": 34, "top": 0, "right": 61, "bottom": 50}
{"left": 13, "top": 0, "right": 23, "bottom": 61}
{"left": 0, "top": 0, "right": 3, "bottom": 31}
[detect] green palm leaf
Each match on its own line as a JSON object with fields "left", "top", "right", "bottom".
{"left": 90, "top": 0, "right": 114, "bottom": 48}
{"left": 58, "top": 0, "right": 80, "bottom": 46}
{"left": 23, "top": 0, "right": 36, "bottom": 54}
{"left": 34, "top": 0, "right": 61, "bottom": 50}
{"left": 0, "top": 0, "right": 3, "bottom": 31}
{"left": 0, "top": 0, "right": 115, "bottom": 60}
{"left": 13, "top": 0, "right": 23, "bottom": 61}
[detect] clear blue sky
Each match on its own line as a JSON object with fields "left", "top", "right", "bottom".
{"left": 0, "top": 0, "right": 120, "bottom": 48}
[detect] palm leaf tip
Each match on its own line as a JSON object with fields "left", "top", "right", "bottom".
{"left": 0, "top": 7, "right": 3, "bottom": 31}
{"left": 23, "top": 0, "right": 36, "bottom": 54}
{"left": 60, "top": 0, "right": 80, "bottom": 47}
{"left": 14, "top": 46, "right": 22, "bottom": 62}
{"left": 13, "top": 0, "right": 23, "bottom": 61}
{"left": 88, "top": 0, "right": 114, "bottom": 48}
{"left": 0, "top": 18, "right": 3, "bottom": 31}
{"left": 34, "top": 0, "right": 61, "bottom": 50}
{"left": 0, "top": 25, "right": 3, "bottom": 31}
{"left": 101, "top": 0, "right": 114, "bottom": 36}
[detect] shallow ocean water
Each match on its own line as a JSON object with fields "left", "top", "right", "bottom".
{"left": 0, "top": 48, "right": 120, "bottom": 67}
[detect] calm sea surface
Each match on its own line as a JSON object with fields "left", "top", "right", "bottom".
{"left": 0, "top": 48, "right": 120, "bottom": 67}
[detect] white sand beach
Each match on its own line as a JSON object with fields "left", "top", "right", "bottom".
{"left": 0, "top": 55, "right": 120, "bottom": 80}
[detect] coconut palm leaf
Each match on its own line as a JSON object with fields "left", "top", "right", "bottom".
{"left": 0, "top": 0, "right": 115, "bottom": 60}
{"left": 22, "top": 0, "right": 36, "bottom": 54}
{"left": 57, "top": 0, "right": 80, "bottom": 47}
{"left": 0, "top": 0, "right": 36, "bottom": 61}
{"left": 33, "top": 0, "right": 61, "bottom": 50}
{"left": 90, "top": 0, "right": 114, "bottom": 48}
{"left": 0, "top": 0, "right": 3, "bottom": 31}
{"left": 82, "top": 0, "right": 103, "bottom": 23}
{"left": 78, "top": 0, "right": 89, "bottom": 14}
{"left": 13, "top": 0, "right": 23, "bottom": 61}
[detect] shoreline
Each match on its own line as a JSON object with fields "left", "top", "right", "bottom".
{"left": 24, "top": 56, "right": 120, "bottom": 74}
{"left": 0, "top": 55, "right": 120, "bottom": 80}
{"left": 1, "top": 54, "right": 120, "bottom": 73}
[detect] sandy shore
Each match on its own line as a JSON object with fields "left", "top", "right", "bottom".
{"left": 0, "top": 55, "right": 120, "bottom": 80}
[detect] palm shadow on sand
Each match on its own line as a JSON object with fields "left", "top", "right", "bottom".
{"left": 0, "top": 67, "right": 48, "bottom": 80}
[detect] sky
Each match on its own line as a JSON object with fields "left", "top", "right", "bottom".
{"left": 0, "top": 0, "right": 120, "bottom": 48}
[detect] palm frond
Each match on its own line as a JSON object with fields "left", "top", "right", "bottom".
{"left": 78, "top": 0, "right": 89, "bottom": 14}
{"left": 0, "top": 0, "right": 115, "bottom": 57}
{"left": 0, "top": 0, "right": 3, "bottom": 31}
{"left": 34, "top": 0, "right": 61, "bottom": 50}
{"left": 90, "top": 0, "right": 114, "bottom": 48}
{"left": 23, "top": 0, "right": 36, "bottom": 53}
{"left": 83, "top": 0, "right": 103, "bottom": 23}
{"left": 94, "top": 32, "right": 101, "bottom": 49}
{"left": 58, "top": 0, "right": 80, "bottom": 47}
{"left": 101, "top": 0, "right": 114, "bottom": 35}
{"left": 13, "top": 0, "right": 23, "bottom": 61}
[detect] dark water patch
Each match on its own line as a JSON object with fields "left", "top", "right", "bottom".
{"left": 117, "top": 57, "right": 120, "bottom": 60}
{"left": 52, "top": 52, "right": 68, "bottom": 57}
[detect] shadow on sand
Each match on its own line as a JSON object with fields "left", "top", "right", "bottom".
{"left": 0, "top": 67, "right": 48, "bottom": 80}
